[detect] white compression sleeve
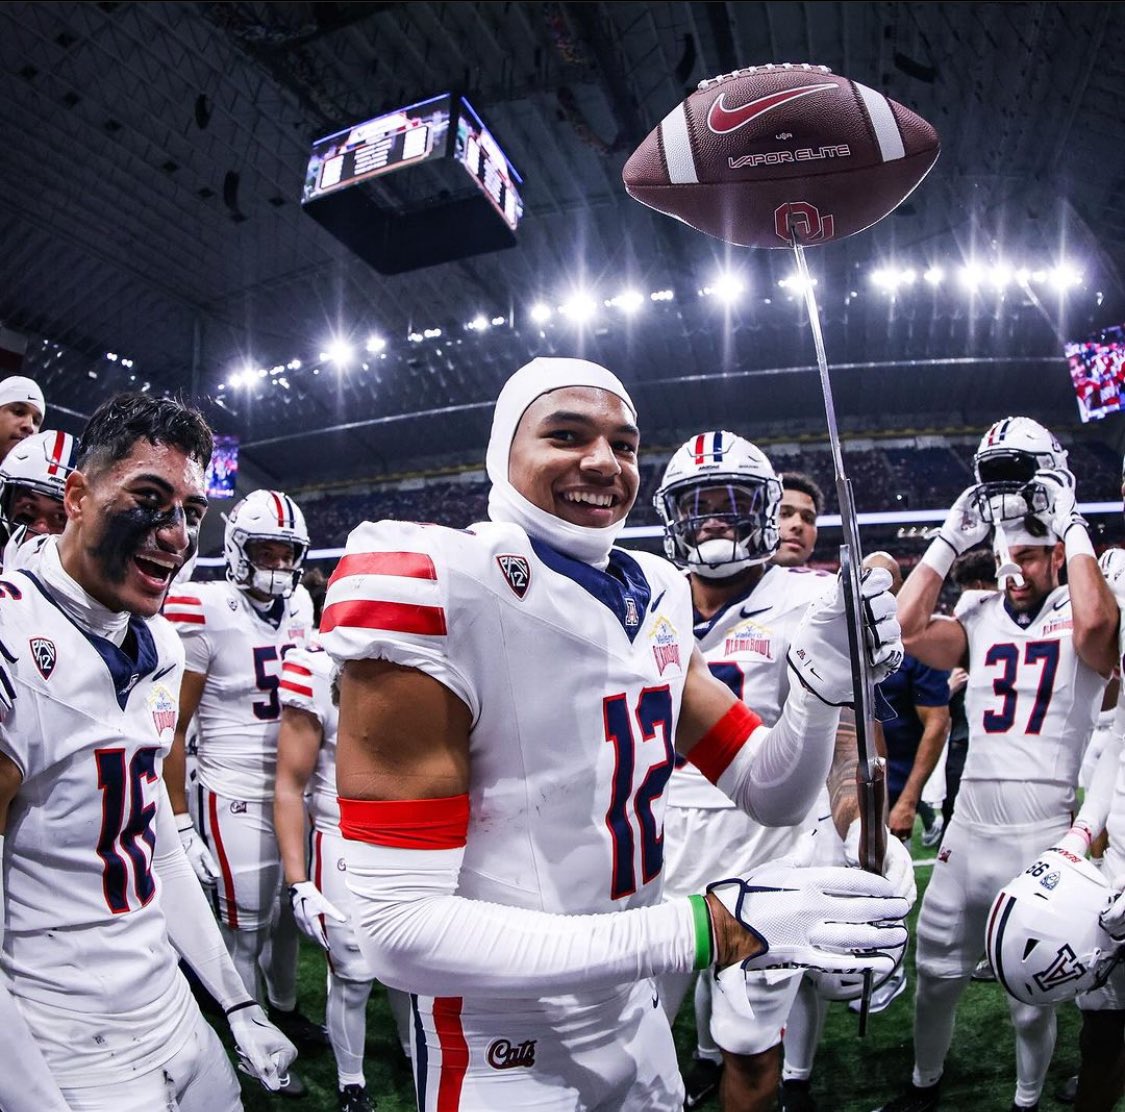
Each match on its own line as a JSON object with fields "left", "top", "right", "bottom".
{"left": 0, "top": 836, "right": 71, "bottom": 1112}
{"left": 343, "top": 840, "right": 699, "bottom": 998}
{"left": 152, "top": 786, "right": 255, "bottom": 1010}
{"left": 717, "top": 685, "right": 841, "bottom": 827}
{"left": 1074, "top": 727, "right": 1124, "bottom": 838}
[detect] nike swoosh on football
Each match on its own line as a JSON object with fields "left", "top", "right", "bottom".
{"left": 740, "top": 606, "right": 770, "bottom": 619}
{"left": 706, "top": 82, "right": 838, "bottom": 135}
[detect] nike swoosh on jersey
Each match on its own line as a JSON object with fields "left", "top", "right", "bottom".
{"left": 706, "top": 82, "right": 837, "bottom": 135}
{"left": 1052, "top": 597, "right": 1070, "bottom": 610}
{"left": 740, "top": 606, "right": 771, "bottom": 619}
{"left": 153, "top": 663, "right": 177, "bottom": 681}
{"left": 650, "top": 590, "right": 667, "bottom": 613}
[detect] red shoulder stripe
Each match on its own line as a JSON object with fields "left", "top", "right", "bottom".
{"left": 165, "top": 595, "right": 202, "bottom": 607}
{"left": 339, "top": 794, "right": 469, "bottom": 849}
{"left": 280, "top": 679, "right": 314, "bottom": 699}
{"left": 282, "top": 662, "right": 313, "bottom": 677}
{"left": 321, "top": 599, "right": 446, "bottom": 637}
{"left": 165, "top": 613, "right": 206, "bottom": 624}
{"left": 329, "top": 551, "right": 437, "bottom": 587}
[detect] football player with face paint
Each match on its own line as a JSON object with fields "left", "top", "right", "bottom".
{"left": 162, "top": 489, "right": 318, "bottom": 1084}
{"left": 322, "top": 357, "right": 909, "bottom": 1110}
{"left": 0, "top": 393, "right": 295, "bottom": 1111}
{"left": 877, "top": 417, "right": 1118, "bottom": 1112}
{"left": 654, "top": 434, "right": 914, "bottom": 1112}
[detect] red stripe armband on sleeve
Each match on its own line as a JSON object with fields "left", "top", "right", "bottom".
{"left": 686, "top": 702, "right": 762, "bottom": 785}
{"left": 338, "top": 794, "right": 470, "bottom": 849}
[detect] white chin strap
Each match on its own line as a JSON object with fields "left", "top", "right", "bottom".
{"left": 688, "top": 537, "right": 753, "bottom": 579}
{"left": 486, "top": 357, "right": 635, "bottom": 569}
{"left": 993, "top": 526, "right": 1024, "bottom": 590}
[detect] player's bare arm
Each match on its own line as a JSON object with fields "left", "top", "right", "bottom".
{"left": 336, "top": 658, "right": 471, "bottom": 802}
{"left": 0, "top": 749, "right": 19, "bottom": 834}
{"left": 274, "top": 703, "right": 326, "bottom": 886}
{"left": 164, "top": 668, "right": 206, "bottom": 815}
{"left": 887, "top": 702, "right": 950, "bottom": 841}
{"left": 1066, "top": 545, "right": 1119, "bottom": 678}
{"left": 897, "top": 565, "right": 968, "bottom": 670}
{"left": 826, "top": 708, "right": 860, "bottom": 837}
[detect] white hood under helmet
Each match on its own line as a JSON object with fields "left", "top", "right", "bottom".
{"left": 486, "top": 357, "right": 636, "bottom": 568}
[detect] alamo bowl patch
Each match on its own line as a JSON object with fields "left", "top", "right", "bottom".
{"left": 147, "top": 683, "right": 178, "bottom": 738}
{"left": 29, "top": 637, "right": 56, "bottom": 680}
{"left": 650, "top": 615, "right": 681, "bottom": 676}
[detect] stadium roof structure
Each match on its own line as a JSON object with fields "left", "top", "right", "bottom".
{"left": 1, "top": 1, "right": 1123, "bottom": 487}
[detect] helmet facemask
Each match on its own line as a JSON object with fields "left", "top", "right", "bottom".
{"left": 659, "top": 478, "right": 781, "bottom": 579}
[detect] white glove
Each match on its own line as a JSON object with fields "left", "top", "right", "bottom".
{"left": 787, "top": 567, "right": 903, "bottom": 706}
{"left": 288, "top": 881, "right": 347, "bottom": 950}
{"left": 937, "top": 485, "right": 990, "bottom": 557}
{"left": 1034, "top": 466, "right": 1084, "bottom": 540}
{"left": 1053, "top": 821, "right": 1094, "bottom": 859}
{"left": 227, "top": 1003, "right": 298, "bottom": 1091}
{"left": 1099, "top": 548, "right": 1125, "bottom": 599}
{"left": 844, "top": 819, "right": 917, "bottom": 907}
{"left": 175, "top": 812, "right": 218, "bottom": 888}
{"left": 707, "top": 864, "right": 908, "bottom": 1019}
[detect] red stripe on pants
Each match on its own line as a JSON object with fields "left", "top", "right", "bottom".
{"left": 432, "top": 996, "right": 468, "bottom": 1110}
{"left": 313, "top": 830, "right": 334, "bottom": 975}
{"left": 208, "top": 790, "right": 239, "bottom": 929}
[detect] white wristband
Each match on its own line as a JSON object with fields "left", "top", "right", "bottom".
{"left": 920, "top": 538, "right": 955, "bottom": 580}
{"left": 1064, "top": 524, "right": 1095, "bottom": 562}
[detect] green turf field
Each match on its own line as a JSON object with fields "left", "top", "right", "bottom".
{"left": 236, "top": 828, "right": 1084, "bottom": 1110}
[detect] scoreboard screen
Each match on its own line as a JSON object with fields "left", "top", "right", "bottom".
{"left": 1066, "top": 331, "right": 1125, "bottom": 423}
{"left": 454, "top": 97, "right": 523, "bottom": 231}
{"left": 206, "top": 435, "right": 239, "bottom": 498}
{"left": 302, "top": 94, "right": 452, "bottom": 203}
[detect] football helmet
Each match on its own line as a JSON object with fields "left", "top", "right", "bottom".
{"left": 987, "top": 848, "right": 1122, "bottom": 1006}
{"left": 973, "top": 417, "right": 1067, "bottom": 525}
{"left": 223, "top": 489, "right": 309, "bottom": 599}
{"left": 655, "top": 431, "right": 781, "bottom": 579}
{"left": 0, "top": 429, "right": 77, "bottom": 535}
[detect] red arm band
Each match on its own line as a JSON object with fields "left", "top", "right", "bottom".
{"left": 686, "top": 701, "right": 762, "bottom": 785}
{"left": 339, "top": 794, "right": 470, "bottom": 849}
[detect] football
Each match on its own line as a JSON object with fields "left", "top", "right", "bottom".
{"left": 622, "top": 62, "right": 940, "bottom": 249}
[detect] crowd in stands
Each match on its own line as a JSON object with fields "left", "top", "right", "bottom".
{"left": 282, "top": 435, "right": 1124, "bottom": 555}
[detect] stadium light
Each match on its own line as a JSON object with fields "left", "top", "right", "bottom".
{"left": 779, "top": 273, "right": 818, "bottom": 293}
{"left": 959, "top": 263, "right": 984, "bottom": 291}
{"left": 325, "top": 339, "right": 354, "bottom": 367}
{"left": 365, "top": 334, "right": 386, "bottom": 353}
{"left": 468, "top": 315, "right": 490, "bottom": 332}
{"left": 491, "top": 316, "right": 506, "bottom": 327}
{"left": 530, "top": 302, "right": 553, "bottom": 323}
{"left": 560, "top": 292, "right": 598, "bottom": 323}
{"left": 606, "top": 289, "right": 645, "bottom": 313}
{"left": 1048, "top": 262, "right": 1083, "bottom": 291}
{"left": 923, "top": 265, "right": 943, "bottom": 286}
{"left": 650, "top": 289, "right": 674, "bottom": 301}
{"left": 704, "top": 271, "right": 745, "bottom": 304}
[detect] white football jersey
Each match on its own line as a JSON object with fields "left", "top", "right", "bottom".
{"left": 0, "top": 565, "right": 184, "bottom": 1015}
{"left": 322, "top": 520, "right": 696, "bottom": 915}
{"left": 958, "top": 585, "right": 1105, "bottom": 790}
{"left": 164, "top": 580, "right": 312, "bottom": 801}
{"left": 669, "top": 563, "right": 832, "bottom": 811}
{"left": 279, "top": 643, "right": 340, "bottom": 834}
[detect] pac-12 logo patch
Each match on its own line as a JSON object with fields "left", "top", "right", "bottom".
{"left": 497, "top": 555, "right": 531, "bottom": 599}
{"left": 29, "top": 637, "right": 55, "bottom": 680}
